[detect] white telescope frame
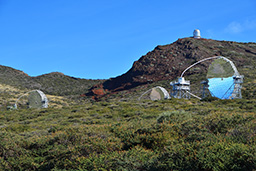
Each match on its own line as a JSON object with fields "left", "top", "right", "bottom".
{"left": 180, "top": 56, "right": 239, "bottom": 78}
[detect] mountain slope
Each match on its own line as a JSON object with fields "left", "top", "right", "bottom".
{"left": 88, "top": 38, "right": 256, "bottom": 98}
{"left": 32, "top": 72, "right": 103, "bottom": 96}
{"left": 0, "top": 65, "right": 38, "bottom": 89}
{"left": 0, "top": 66, "right": 103, "bottom": 96}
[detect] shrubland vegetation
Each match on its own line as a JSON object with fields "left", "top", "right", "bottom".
{"left": 0, "top": 98, "right": 255, "bottom": 170}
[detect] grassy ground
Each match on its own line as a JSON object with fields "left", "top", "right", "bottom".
{"left": 0, "top": 98, "right": 255, "bottom": 170}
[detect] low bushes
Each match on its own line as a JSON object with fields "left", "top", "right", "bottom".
{"left": 0, "top": 99, "right": 255, "bottom": 170}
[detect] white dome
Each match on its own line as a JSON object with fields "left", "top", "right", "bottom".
{"left": 193, "top": 29, "right": 201, "bottom": 39}
{"left": 150, "top": 86, "right": 170, "bottom": 100}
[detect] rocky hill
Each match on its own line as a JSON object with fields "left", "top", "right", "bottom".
{"left": 88, "top": 37, "right": 256, "bottom": 99}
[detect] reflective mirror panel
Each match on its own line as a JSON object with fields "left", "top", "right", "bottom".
{"left": 207, "top": 58, "right": 235, "bottom": 99}
{"left": 208, "top": 77, "right": 234, "bottom": 99}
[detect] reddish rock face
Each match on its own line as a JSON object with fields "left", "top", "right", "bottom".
{"left": 87, "top": 38, "right": 256, "bottom": 98}
{"left": 92, "top": 88, "right": 105, "bottom": 96}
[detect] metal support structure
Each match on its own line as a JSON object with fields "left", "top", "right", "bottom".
{"left": 200, "top": 80, "right": 209, "bottom": 98}
{"left": 231, "top": 75, "right": 244, "bottom": 99}
{"left": 170, "top": 77, "right": 191, "bottom": 99}
{"left": 186, "top": 91, "right": 201, "bottom": 100}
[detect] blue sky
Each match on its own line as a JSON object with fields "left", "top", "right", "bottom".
{"left": 0, "top": 0, "right": 255, "bottom": 79}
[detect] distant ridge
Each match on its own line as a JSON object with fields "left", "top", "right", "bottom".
{"left": 0, "top": 65, "right": 103, "bottom": 96}
{"left": 0, "top": 65, "right": 36, "bottom": 88}
{"left": 87, "top": 38, "right": 256, "bottom": 98}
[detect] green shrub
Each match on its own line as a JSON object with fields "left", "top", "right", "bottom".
{"left": 75, "top": 146, "right": 157, "bottom": 171}
{"left": 196, "top": 142, "right": 256, "bottom": 171}
{"left": 157, "top": 110, "right": 191, "bottom": 124}
{"left": 201, "top": 96, "right": 219, "bottom": 102}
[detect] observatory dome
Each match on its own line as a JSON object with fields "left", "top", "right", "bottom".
{"left": 193, "top": 29, "right": 201, "bottom": 39}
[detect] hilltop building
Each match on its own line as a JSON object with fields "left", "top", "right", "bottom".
{"left": 193, "top": 29, "right": 201, "bottom": 39}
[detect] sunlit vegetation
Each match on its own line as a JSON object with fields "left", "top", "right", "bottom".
{"left": 0, "top": 98, "right": 255, "bottom": 170}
